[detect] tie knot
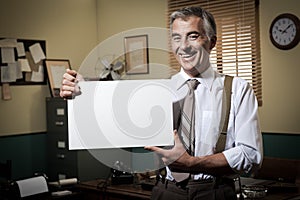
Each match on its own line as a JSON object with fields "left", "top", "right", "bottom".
{"left": 187, "top": 79, "right": 199, "bottom": 90}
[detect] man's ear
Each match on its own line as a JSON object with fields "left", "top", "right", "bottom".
{"left": 210, "top": 36, "right": 217, "bottom": 50}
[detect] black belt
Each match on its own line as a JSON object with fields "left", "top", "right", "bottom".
{"left": 157, "top": 176, "right": 214, "bottom": 189}
{"left": 157, "top": 175, "right": 235, "bottom": 190}
{"left": 155, "top": 168, "right": 235, "bottom": 190}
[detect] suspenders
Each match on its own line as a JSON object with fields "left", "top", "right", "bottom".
{"left": 156, "top": 75, "right": 235, "bottom": 184}
{"left": 215, "top": 75, "right": 233, "bottom": 153}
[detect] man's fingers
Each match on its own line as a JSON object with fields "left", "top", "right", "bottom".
{"left": 144, "top": 146, "right": 162, "bottom": 152}
{"left": 145, "top": 146, "right": 168, "bottom": 156}
{"left": 61, "top": 85, "right": 75, "bottom": 92}
{"left": 63, "top": 72, "right": 77, "bottom": 82}
{"left": 60, "top": 90, "right": 72, "bottom": 97}
{"left": 62, "top": 78, "right": 76, "bottom": 87}
{"left": 173, "top": 129, "right": 179, "bottom": 137}
{"left": 173, "top": 130, "right": 182, "bottom": 145}
{"left": 66, "top": 68, "right": 78, "bottom": 76}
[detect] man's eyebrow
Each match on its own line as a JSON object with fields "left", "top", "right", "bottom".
{"left": 171, "top": 33, "right": 181, "bottom": 37}
{"left": 171, "top": 31, "right": 201, "bottom": 37}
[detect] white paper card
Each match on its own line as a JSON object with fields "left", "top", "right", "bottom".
{"left": 0, "top": 38, "right": 17, "bottom": 48}
{"left": 68, "top": 80, "right": 175, "bottom": 150}
{"left": 1, "top": 47, "right": 15, "bottom": 63}
{"left": 1, "top": 64, "right": 17, "bottom": 83}
{"left": 29, "top": 43, "right": 46, "bottom": 64}
{"left": 30, "top": 65, "right": 44, "bottom": 82}
{"left": 16, "top": 42, "right": 26, "bottom": 57}
{"left": 18, "top": 58, "right": 31, "bottom": 72}
{"left": 16, "top": 176, "right": 48, "bottom": 197}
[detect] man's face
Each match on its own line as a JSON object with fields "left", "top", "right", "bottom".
{"left": 171, "top": 16, "right": 214, "bottom": 77}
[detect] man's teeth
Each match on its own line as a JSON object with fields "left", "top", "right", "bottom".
{"left": 181, "top": 54, "right": 192, "bottom": 58}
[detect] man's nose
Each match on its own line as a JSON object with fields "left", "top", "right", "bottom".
{"left": 180, "top": 38, "right": 191, "bottom": 50}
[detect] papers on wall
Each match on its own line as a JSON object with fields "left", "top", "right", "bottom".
{"left": 16, "top": 61, "right": 23, "bottom": 79}
{"left": 68, "top": 80, "right": 175, "bottom": 150}
{"left": 0, "top": 38, "right": 46, "bottom": 84}
{"left": 1, "top": 63, "right": 18, "bottom": 82}
{"left": 31, "top": 65, "right": 44, "bottom": 82}
{"left": 25, "top": 51, "right": 40, "bottom": 72}
{"left": 0, "top": 38, "right": 47, "bottom": 101}
{"left": 1, "top": 47, "right": 15, "bottom": 63}
{"left": 0, "top": 38, "right": 18, "bottom": 48}
{"left": 18, "top": 58, "right": 31, "bottom": 72}
{"left": 16, "top": 42, "right": 26, "bottom": 57}
{"left": 1, "top": 83, "right": 12, "bottom": 100}
{"left": 29, "top": 43, "right": 46, "bottom": 64}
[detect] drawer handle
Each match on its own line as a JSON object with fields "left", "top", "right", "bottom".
{"left": 57, "top": 154, "right": 65, "bottom": 159}
{"left": 55, "top": 121, "right": 64, "bottom": 126}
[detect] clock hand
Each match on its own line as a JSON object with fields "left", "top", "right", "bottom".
{"left": 282, "top": 24, "right": 292, "bottom": 33}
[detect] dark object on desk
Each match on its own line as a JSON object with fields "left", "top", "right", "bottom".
{"left": 240, "top": 177, "right": 300, "bottom": 199}
{"left": 254, "top": 157, "right": 299, "bottom": 183}
{"left": 111, "top": 169, "right": 133, "bottom": 185}
{"left": 239, "top": 156, "right": 300, "bottom": 199}
{"left": 242, "top": 185, "right": 267, "bottom": 199}
{"left": 252, "top": 156, "right": 300, "bottom": 195}
{"left": 267, "top": 181, "right": 299, "bottom": 193}
{"left": 111, "top": 160, "right": 134, "bottom": 185}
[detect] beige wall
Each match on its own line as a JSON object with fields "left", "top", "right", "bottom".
{"left": 259, "top": 0, "right": 300, "bottom": 133}
{"left": 0, "top": 0, "right": 98, "bottom": 136}
{"left": 0, "top": 0, "right": 299, "bottom": 136}
{"left": 93, "top": 0, "right": 170, "bottom": 80}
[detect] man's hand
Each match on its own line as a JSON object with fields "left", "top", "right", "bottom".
{"left": 145, "top": 130, "right": 233, "bottom": 175}
{"left": 60, "top": 69, "right": 84, "bottom": 98}
{"left": 145, "top": 130, "right": 193, "bottom": 173}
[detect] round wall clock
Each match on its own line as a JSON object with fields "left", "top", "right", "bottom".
{"left": 269, "top": 13, "right": 300, "bottom": 50}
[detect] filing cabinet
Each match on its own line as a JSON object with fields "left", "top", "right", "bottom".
{"left": 46, "top": 97, "right": 111, "bottom": 182}
{"left": 46, "top": 97, "right": 78, "bottom": 182}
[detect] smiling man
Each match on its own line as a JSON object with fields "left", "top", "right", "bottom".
{"left": 59, "top": 5, "right": 263, "bottom": 200}
{"left": 145, "top": 6, "right": 263, "bottom": 200}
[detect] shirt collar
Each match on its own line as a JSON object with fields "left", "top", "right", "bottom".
{"left": 177, "top": 65, "right": 215, "bottom": 91}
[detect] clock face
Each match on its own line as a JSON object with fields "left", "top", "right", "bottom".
{"left": 270, "top": 13, "right": 300, "bottom": 50}
{"left": 271, "top": 18, "right": 296, "bottom": 46}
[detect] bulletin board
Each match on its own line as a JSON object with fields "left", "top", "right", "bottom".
{"left": 0, "top": 38, "right": 47, "bottom": 85}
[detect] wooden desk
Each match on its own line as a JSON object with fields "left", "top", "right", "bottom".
{"left": 77, "top": 179, "right": 152, "bottom": 200}
{"left": 77, "top": 179, "right": 300, "bottom": 200}
{"left": 259, "top": 183, "right": 300, "bottom": 200}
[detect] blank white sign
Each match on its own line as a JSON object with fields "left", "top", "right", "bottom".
{"left": 68, "top": 80, "right": 174, "bottom": 150}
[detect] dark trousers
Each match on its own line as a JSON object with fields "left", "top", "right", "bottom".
{"left": 151, "top": 178, "right": 237, "bottom": 200}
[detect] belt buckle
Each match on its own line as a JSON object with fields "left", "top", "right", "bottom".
{"left": 174, "top": 178, "right": 189, "bottom": 189}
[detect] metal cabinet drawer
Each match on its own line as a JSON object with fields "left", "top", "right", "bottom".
{"left": 47, "top": 160, "right": 78, "bottom": 181}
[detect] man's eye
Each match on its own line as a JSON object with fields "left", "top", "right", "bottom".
{"left": 188, "top": 34, "right": 200, "bottom": 41}
{"left": 172, "top": 36, "right": 181, "bottom": 42}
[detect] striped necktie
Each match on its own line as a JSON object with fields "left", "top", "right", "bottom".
{"left": 172, "top": 79, "right": 199, "bottom": 182}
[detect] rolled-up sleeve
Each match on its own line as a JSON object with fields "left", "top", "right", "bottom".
{"left": 223, "top": 78, "right": 263, "bottom": 174}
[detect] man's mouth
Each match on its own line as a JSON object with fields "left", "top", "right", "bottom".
{"left": 179, "top": 52, "right": 196, "bottom": 61}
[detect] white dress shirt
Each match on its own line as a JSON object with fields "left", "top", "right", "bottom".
{"left": 166, "top": 65, "right": 263, "bottom": 180}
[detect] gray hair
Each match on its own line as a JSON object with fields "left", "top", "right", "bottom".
{"left": 170, "top": 6, "right": 216, "bottom": 40}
